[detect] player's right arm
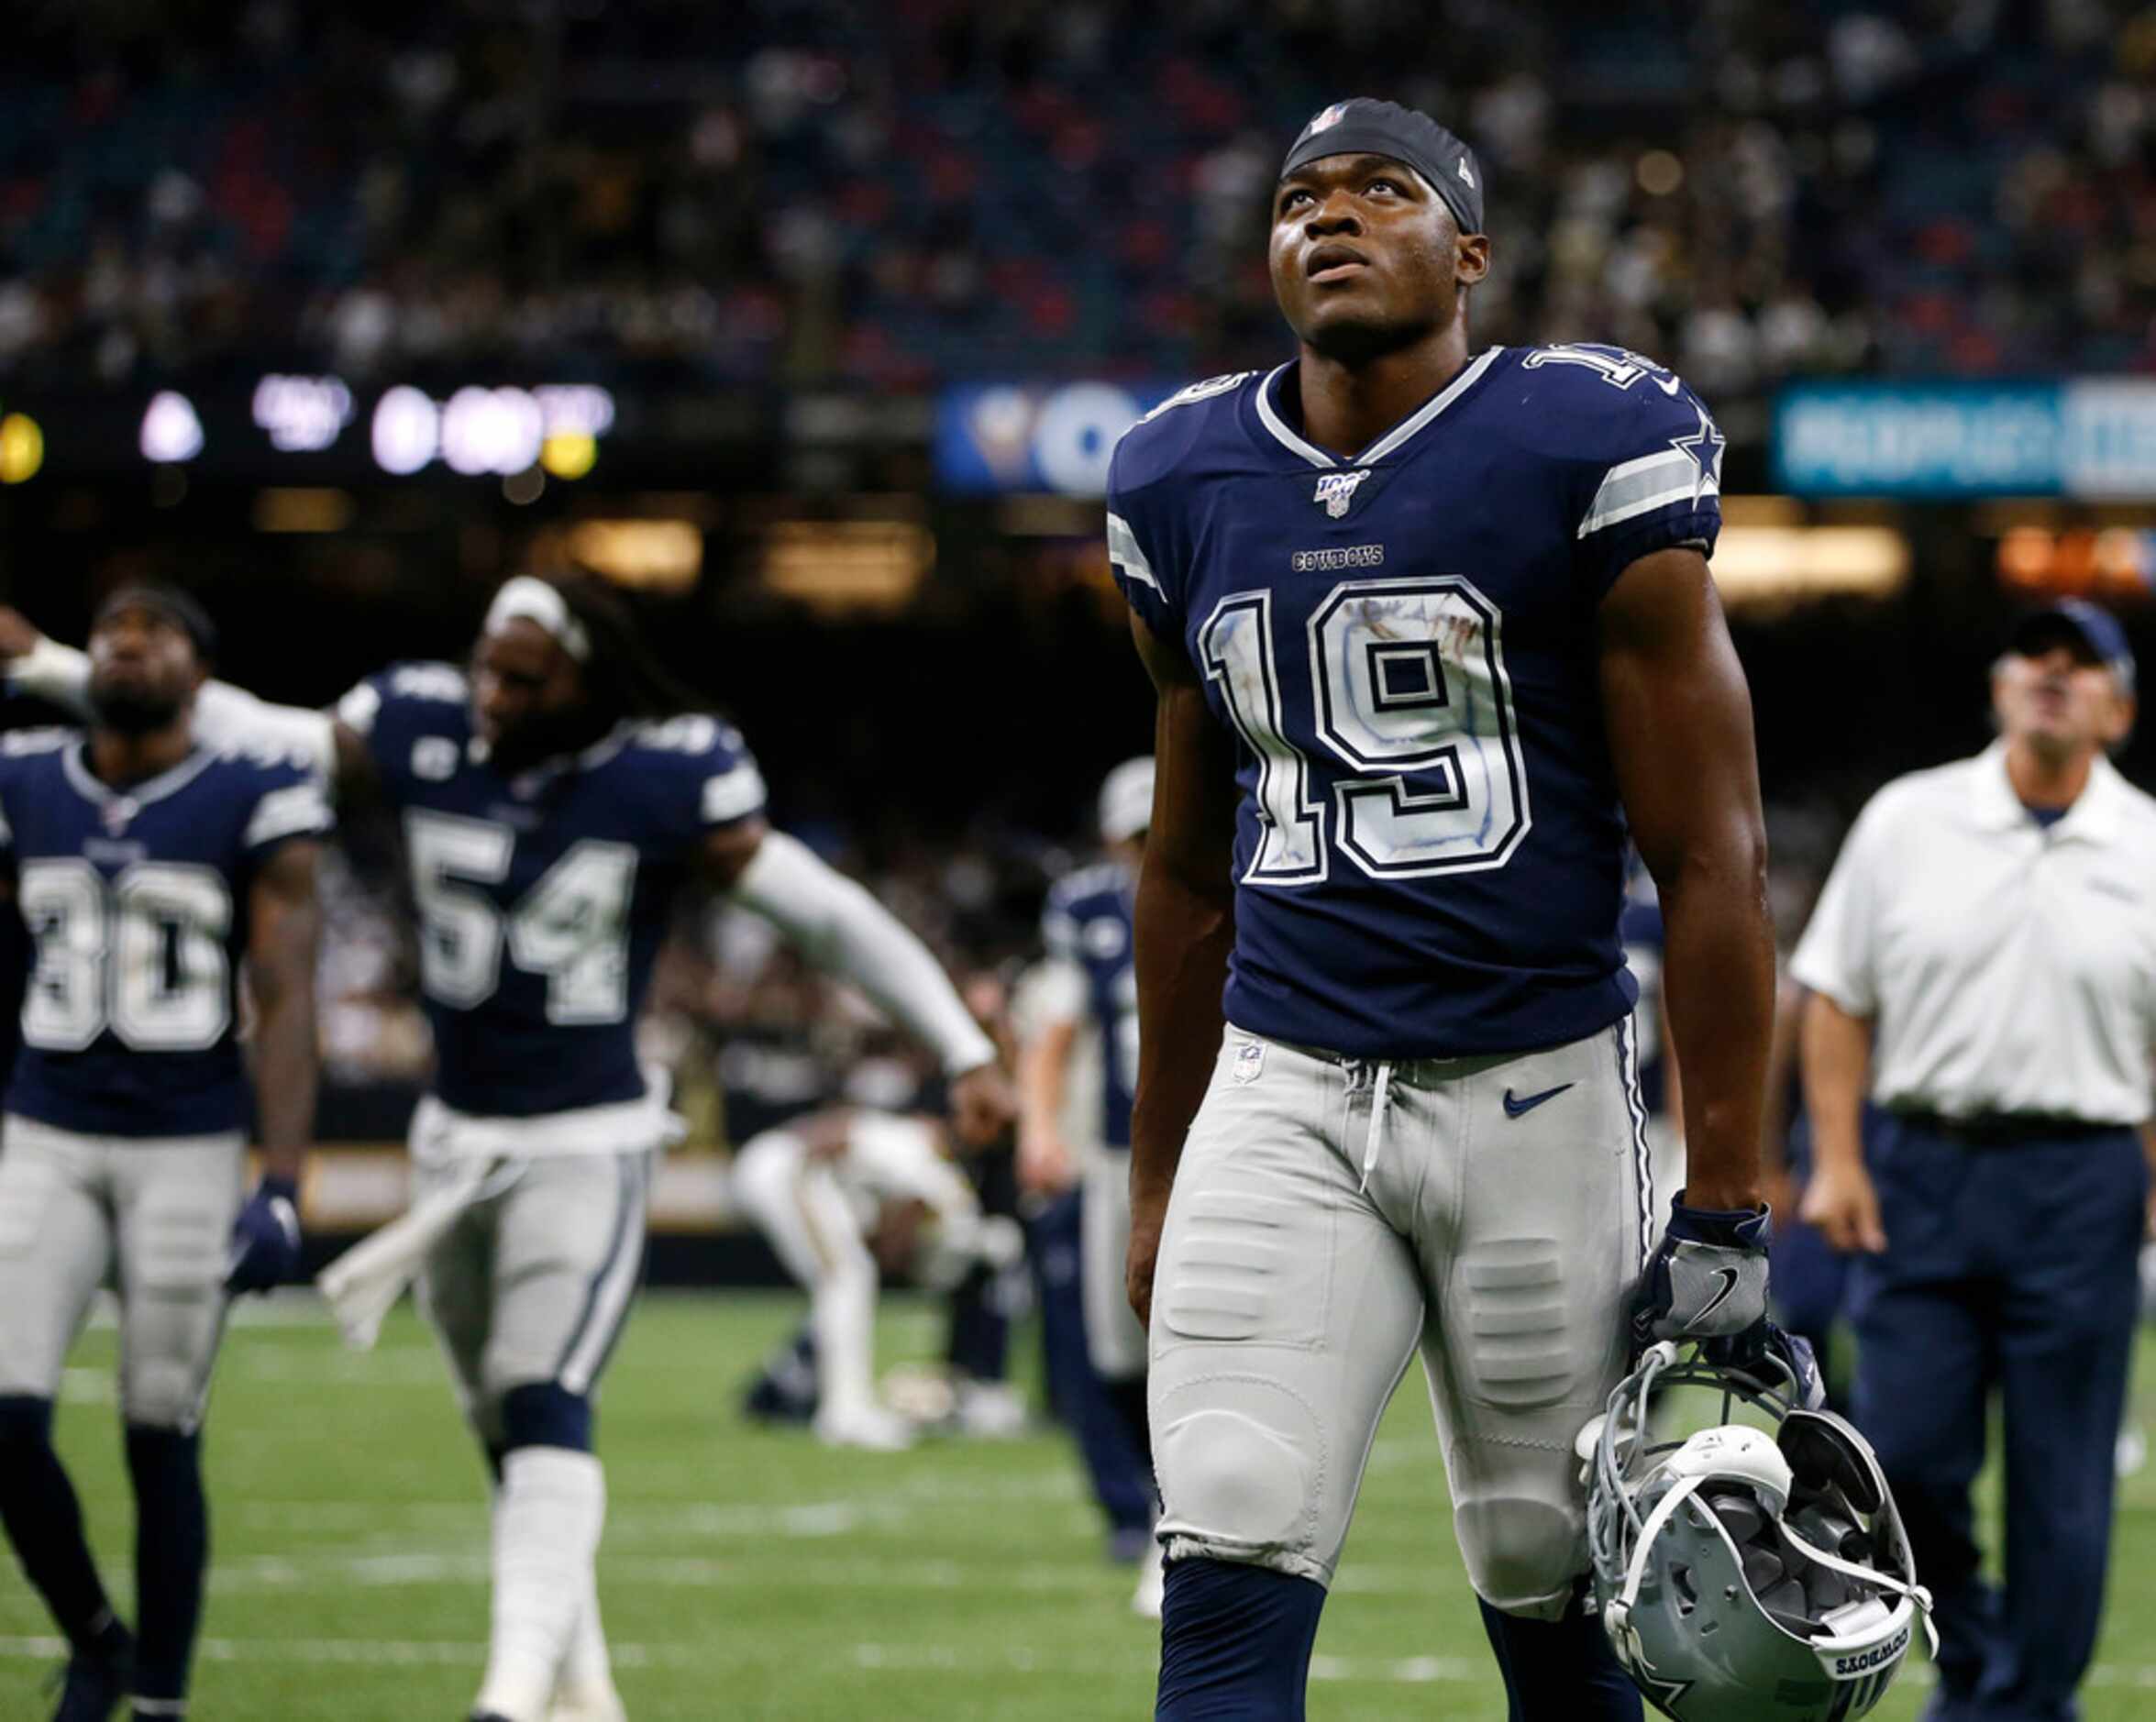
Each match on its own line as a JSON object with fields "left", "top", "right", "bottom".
{"left": 1123, "top": 609, "right": 1238, "bottom": 1329}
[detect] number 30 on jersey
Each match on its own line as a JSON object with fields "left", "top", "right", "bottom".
{"left": 1200, "top": 575, "right": 1531, "bottom": 883}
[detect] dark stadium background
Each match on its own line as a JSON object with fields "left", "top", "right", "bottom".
{"left": 0, "top": 7, "right": 2152, "bottom": 1720}
{"left": 0, "top": 0, "right": 2147, "bottom": 1254}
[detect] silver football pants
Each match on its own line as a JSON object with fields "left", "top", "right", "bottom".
{"left": 415, "top": 1147, "right": 652, "bottom": 1446}
{"left": 1148, "top": 1021, "right": 1654, "bottom": 1618}
{"left": 0, "top": 1114, "right": 245, "bottom": 1431}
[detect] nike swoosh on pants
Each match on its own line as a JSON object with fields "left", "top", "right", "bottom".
{"left": 1501, "top": 1082, "right": 1575, "bottom": 1119}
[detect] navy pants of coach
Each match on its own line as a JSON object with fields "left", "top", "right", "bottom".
{"left": 1851, "top": 1113, "right": 2148, "bottom": 1722}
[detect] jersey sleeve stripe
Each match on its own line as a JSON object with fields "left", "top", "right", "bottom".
{"left": 702, "top": 762, "right": 768, "bottom": 825}
{"left": 336, "top": 680, "right": 382, "bottom": 737}
{"left": 244, "top": 783, "right": 333, "bottom": 849}
{"left": 1576, "top": 448, "right": 1719, "bottom": 538}
{"left": 1106, "top": 513, "right": 1162, "bottom": 594}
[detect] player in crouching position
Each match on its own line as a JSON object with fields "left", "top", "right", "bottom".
{"left": 5, "top": 576, "right": 1012, "bottom": 1722}
{"left": 0, "top": 589, "right": 326, "bottom": 1722}
{"left": 730, "top": 1106, "right": 1021, "bottom": 1451}
{"left": 1111, "top": 101, "right": 1784, "bottom": 1718}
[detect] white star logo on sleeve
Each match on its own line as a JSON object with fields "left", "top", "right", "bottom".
{"left": 1667, "top": 406, "right": 1726, "bottom": 505}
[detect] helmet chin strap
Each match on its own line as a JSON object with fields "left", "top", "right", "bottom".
{"left": 1606, "top": 1473, "right": 1708, "bottom": 1663}
{"left": 1776, "top": 1525, "right": 1940, "bottom": 1657}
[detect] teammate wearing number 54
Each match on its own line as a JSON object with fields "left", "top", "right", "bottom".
{"left": 1111, "top": 99, "right": 1787, "bottom": 1718}
{"left": 2, "top": 574, "right": 1014, "bottom": 1722}
{"left": 0, "top": 588, "right": 327, "bottom": 1722}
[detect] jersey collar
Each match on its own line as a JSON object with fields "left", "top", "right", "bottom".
{"left": 62, "top": 737, "right": 216, "bottom": 821}
{"left": 1966, "top": 739, "right": 2126, "bottom": 844}
{"left": 1253, "top": 348, "right": 1503, "bottom": 469}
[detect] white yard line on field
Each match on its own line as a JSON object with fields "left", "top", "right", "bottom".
{"left": 193, "top": 1542, "right": 1448, "bottom": 1612}
{"left": 8, "top": 1630, "right": 2156, "bottom": 1689}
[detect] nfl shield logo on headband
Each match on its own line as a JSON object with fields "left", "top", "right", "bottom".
{"left": 1303, "top": 103, "right": 1346, "bottom": 138}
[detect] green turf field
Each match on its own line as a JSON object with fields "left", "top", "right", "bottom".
{"left": 3, "top": 1293, "right": 2152, "bottom": 1719}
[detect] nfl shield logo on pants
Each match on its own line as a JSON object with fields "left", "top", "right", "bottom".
{"left": 1314, "top": 469, "right": 1371, "bottom": 518}
{"left": 1232, "top": 1039, "right": 1265, "bottom": 1086}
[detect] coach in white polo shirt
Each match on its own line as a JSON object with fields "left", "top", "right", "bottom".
{"left": 1794, "top": 599, "right": 2156, "bottom": 1722}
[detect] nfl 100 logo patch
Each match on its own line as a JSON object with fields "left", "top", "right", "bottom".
{"left": 1313, "top": 469, "right": 1371, "bottom": 518}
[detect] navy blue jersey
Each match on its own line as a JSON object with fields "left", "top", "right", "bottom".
{"left": 1042, "top": 862, "right": 1138, "bottom": 1148}
{"left": 1108, "top": 345, "right": 1724, "bottom": 1059}
{"left": 338, "top": 665, "right": 765, "bottom": 1118}
{"left": 0, "top": 730, "right": 331, "bottom": 1136}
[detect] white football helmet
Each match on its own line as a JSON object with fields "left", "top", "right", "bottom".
{"left": 1584, "top": 1343, "right": 1935, "bottom": 1722}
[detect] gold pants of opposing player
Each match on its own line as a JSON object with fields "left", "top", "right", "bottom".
{"left": 1148, "top": 1023, "right": 1654, "bottom": 1618}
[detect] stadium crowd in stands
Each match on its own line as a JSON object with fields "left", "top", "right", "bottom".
{"left": 0, "top": 0, "right": 2146, "bottom": 409}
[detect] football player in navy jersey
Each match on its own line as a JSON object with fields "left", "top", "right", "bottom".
{"left": 3, "top": 574, "right": 1013, "bottom": 1722}
{"left": 1108, "top": 100, "right": 1787, "bottom": 1719}
{"left": 1018, "top": 758, "right": 1160, "bottom": 1613}
{"left": 0, "top": 588, "right": 326, "bottom": 1722}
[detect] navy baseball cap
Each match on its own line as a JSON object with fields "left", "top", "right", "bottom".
{"left": 1279, "top": 98, "right": 1484, "bottom": 236}
{"left": 2010, "top": 599, "right": 2134, "bottom": 692}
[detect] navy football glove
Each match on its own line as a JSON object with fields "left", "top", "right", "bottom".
{"left": 1631, "top": 1190, "right": 1771, "bottom": 1353}
{"left": 227, "top": 1176, "right": 302, "bottom": 1295}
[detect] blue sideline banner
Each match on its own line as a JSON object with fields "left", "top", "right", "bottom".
{"left": 1774, "top": 380, "right": 2156, "bottom": 500}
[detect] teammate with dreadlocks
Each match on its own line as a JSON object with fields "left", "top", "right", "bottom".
{"left": 3, "top": 577, "right": 1013, "bottom": 1722}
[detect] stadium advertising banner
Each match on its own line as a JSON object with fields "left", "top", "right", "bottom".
{"left": 1775, "top": 379, "right": 2156, "bottom": 499}
{"left": 934, "top": 381, "right": 1178, "bottom": 497}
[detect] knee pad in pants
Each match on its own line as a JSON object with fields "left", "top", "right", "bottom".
{"left": 1455, "top": 1493, "right": 1585, "bottom": 1621}
{"left": 1155, "top": 1385, "right": 1321, "bottom": 1565}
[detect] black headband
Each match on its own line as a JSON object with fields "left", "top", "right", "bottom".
{"left": 1279, "top": 97, "right": 1485, "bottom": 236}
{"left": 94, "top": 584, "right": 218, "bottom": 663}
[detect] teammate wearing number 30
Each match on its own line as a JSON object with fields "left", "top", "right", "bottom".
{"left": 0, "top": 573, "right": 1014, "bottom": 1722}
{"left": 1110, "top": 99, "right": 1783, "bottom": 1719}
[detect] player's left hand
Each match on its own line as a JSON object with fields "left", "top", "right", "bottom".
{"left": 227, "top": 1176, "right": 303, "bottom": 1295}
{"left": 948, "top": 1064, "right": 1015, "bottom": 1147}
{"left": 1631, "top": 1191, "right": 1771, "bottom": 1353}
